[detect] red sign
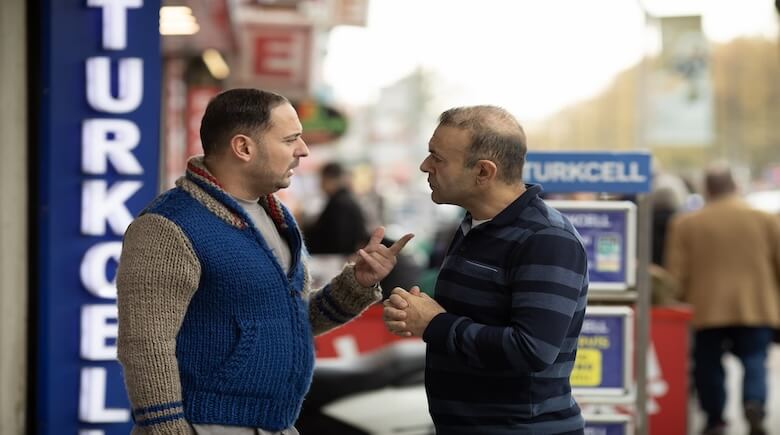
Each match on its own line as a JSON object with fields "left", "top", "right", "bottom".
{"left": 239, "top": 23, "right": 312, "bottom": 98}
{"left": 315, "top": 305, "right": 411, "bottom": 358}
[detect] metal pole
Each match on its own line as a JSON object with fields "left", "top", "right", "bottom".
{"left": 635, "top": 194, "right": 652, "bottom": 435}
{"left": 632, "top": 3, "right": 652, "bottom": 433}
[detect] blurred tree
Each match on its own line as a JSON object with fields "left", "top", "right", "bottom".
{"left": 529, "top": 38, "right": 780, "bottom": 176}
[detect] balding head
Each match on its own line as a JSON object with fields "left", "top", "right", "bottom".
{"left": 438, "top": 105, "right": 527, "bottom": 184}
{"left": 704, "top": 166, "right": 737, "bottom": 200}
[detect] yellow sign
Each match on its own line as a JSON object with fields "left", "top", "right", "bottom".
{"left": 571, "top": 349, "right": 602, "bottom": 387}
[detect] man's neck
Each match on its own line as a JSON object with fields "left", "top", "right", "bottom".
{"left": 203, "top": 158, "right": 261, "bottom": 200}
{"left": 465, "top": 183, "right": 526, "bottom": 220}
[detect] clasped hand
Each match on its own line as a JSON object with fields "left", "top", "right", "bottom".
{"left": 382, "top": 286, "right": 445, "bottom": 337}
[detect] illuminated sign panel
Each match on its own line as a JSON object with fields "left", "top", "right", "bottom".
{"left": 36, "top": 0, "right": 160, "bottom": 433}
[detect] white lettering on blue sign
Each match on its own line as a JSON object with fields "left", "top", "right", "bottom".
{"left": 79, "top": 367, "right": 130, "bottom": 423}
{"left": 86, "top": 0, "right": 143, "bottom": 50}
{"left": 79, "top": 0, "right": 144, "bottom": 428}
{"left": 82, "top": 119, "right": 143, "bottom": 175}
{"left": 81, "top": 305, "right": 119, "bottom": 360}
{"left": 80, "top": 242, "right": 123, "bottom": 298}
{"left": 581, "top": 319, "right": 609, "bottom": 334}
{"left": 86, "top": 57, "right": 144, "bottom": 114}
{"left": 81, "top": 180, "right": 142, "bottom": 236}
{"left": 525, "top": 161, "right": 647, "bottom": 184}
{"left": 565, "top": 213, "right": 611, "bottom": 229}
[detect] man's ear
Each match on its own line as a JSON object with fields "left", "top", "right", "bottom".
{"left": 475, "top": 159, "right": 498, "bottom": 185}
{"left": 229, "top": 134, "right": 252, "bottom": 162}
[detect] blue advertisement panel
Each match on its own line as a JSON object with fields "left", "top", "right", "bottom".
{"left": 584, "top": 420, "right": 630, "bottom": 435}
{"left": 525, "top": 152, "right": 652, "bottom": 194}
{"left": 568, "top": 210, "right": 628, "bottom": 287}
{"left": 548, "top": 201, "right": 636, "bottom": 291}
{"left": 565, "top": 204, "right": 635, "bottom": 290}
{"left": 36, "top": 1, "right": 160, "bottom": 434}
{"left": 572, "top": 307, "right": 633, "bottom": 396}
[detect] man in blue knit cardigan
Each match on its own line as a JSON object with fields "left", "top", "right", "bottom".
{"left": 116, "top": 88, "right": 412, "bottom": 435}
{"left": 384, "top": 106, "right": 589, "bottom": 434}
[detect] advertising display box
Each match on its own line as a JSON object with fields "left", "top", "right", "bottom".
{"left": 547, "top": 201, "right": 637, "bottom": 292}
{"left": 572, "top": 306, "right": 634, "bottom": 398}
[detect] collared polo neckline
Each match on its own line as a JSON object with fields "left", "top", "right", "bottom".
{"left": 464, "top": 184, "right": 543, "bottom": 230}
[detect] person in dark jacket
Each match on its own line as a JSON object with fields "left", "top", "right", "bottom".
{"left": 304, "top": 162, "right": 369, "bottom": 255}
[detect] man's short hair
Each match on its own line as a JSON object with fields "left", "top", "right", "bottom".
{"left": 199, "top": 88, "right": 289, "bottom": 156}
{"left": 320, "top": 162, "right": 345, "bottom": 180}
{"left": 438, "top": 105, "right": 527, "bottom": 183}
{"left": 705, "top": 165, "right": 737, "bottom": 198}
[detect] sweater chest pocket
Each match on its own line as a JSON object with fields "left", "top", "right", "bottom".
{"left": 460, "top": 259, "right": 506, "bottom": 285}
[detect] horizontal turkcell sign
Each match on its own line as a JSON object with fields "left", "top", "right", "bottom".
{"left": 524, "top": 151, "right": 652, "bottom": 194}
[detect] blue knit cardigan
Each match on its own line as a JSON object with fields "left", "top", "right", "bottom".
{"left": 117, "top": 158, "right": 381, "bottom": 433}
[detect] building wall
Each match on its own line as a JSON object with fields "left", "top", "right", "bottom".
{"left": 0, "top": 0, "right": 28, "bottom": 433}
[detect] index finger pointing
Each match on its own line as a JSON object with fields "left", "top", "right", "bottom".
{"left": 389, "top": 233, "right": 414, "bottom": 255}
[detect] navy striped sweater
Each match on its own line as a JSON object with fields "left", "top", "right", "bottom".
{"left": 422, "top": 184, "right": 589, "bottom": 435}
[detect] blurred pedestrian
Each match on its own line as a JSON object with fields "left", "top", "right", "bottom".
{"left": 383, "top": 105, "right": 589, "bottom": 434}
{"left": 650, "top": 173, "right": 688, "bottom": 266}
{"left": 116, "top": 88, "right": 413, "bottom": 434}
{"left": 304, "top": 162, "right": 369, "bottom": 255}
{"left": 665, "top": 165, "right": 780, "bottom": 435}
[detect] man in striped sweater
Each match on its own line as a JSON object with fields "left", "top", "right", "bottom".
{"left": 384, "top": 106, "right": 589, "bottom": 434}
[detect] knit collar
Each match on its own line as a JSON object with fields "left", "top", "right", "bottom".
{"left": 178, "top": 156, "right": 289, "bottom": 232}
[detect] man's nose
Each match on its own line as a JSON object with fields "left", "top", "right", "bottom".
{"left": 419, "top": 157, "right": 429, "bottom": 173}
{"left": 298, "top": 139, "right": 310, "bottom": 157}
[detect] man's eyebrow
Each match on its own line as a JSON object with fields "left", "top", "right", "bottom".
{"left": 283, "top": 132, "right": 302, "bottom": 140}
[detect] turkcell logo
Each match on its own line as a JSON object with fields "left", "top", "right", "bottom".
{"left": 524, "top": 152, "right": 652, "bottom": 194}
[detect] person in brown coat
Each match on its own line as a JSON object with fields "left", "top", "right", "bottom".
{"left": 665, "top": 166, "right": 780, "bottom": 435}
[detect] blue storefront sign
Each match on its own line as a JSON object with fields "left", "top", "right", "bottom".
{"left": 547, "top": 201, "right": 637, "bottom": 291}
{"left": 525, "top": 152, "right": 652, "bottom": 194}
{"left": 572, "top": 307, "right": 633, "bottom": 396}
{"left": 36, "top": 1, "right": 160, "bottom": 434}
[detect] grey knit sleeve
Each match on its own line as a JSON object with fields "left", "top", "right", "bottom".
{"left": 116, "top": 213, "right": 201, "bottom": 434}
{"left": 307, "top": 263, "right": 382, "bottom": 336}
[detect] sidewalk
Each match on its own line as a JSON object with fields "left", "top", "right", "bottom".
{"left": 688, "top": 345, "right": 780, "bottom": 434}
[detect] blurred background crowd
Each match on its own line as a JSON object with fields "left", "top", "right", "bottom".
{"left": 158, "top": 0, "right": 780, "bottom": 281}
